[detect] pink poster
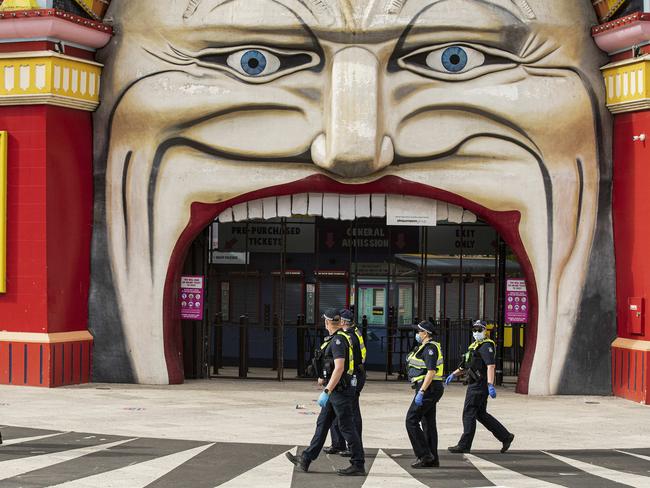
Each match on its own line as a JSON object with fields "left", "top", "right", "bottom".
{"left": 505, "top": 279, "right": 528, "bottom": 323}
{"left": 180, "top": 275, "right": 204, "bottom": 320}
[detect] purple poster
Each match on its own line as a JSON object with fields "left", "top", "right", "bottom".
{"left": 505, "top": 279, "right": 528, "bottom": 323}
{"left": 180, "top": 275, "right": 204, "bottom": 320}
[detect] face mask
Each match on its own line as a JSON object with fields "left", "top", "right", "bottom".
{"left": 415, "top": 333, "right": 423, "bottom": 344}
{"left": 473, "top": 331, "right": 485, "bottom": 341}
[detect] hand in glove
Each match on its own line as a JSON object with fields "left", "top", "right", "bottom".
{"left": 414, "top": 391, "right": 424, "bottom": 407}
{"left": 488, "top": 384, "right": 497, "bottom": 399}
{"left": 317, "top": 391, "right": 330, "bottom": 407}
{"left": 444, "top": 373, "right": 455, "bottom": 386}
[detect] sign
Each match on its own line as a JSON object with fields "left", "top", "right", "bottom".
{"left": 180, "top": 275, "right": 204, "bottom": 320}
{"left": 305, "top": 283, "right": 316, "bottom": 325}
{"left": 320, "top": 221, "right": 419, "bottom": 254}
{"left": 386, "top": 195, "right": 437, "bottom": 226}
{"left": 425, "top": 225, "right": 497, "bottom": 255}
{"left": 210, "top": 251, "right": 249, "bottom": 265}
{"left": 0, "top": 131, "right": 6, "bottom": 294}
{"left": 217, "top": 222, "right": 314, "bottom": 253}
{"left": 505, "top": 278, "right": 528, "bottom": 323}
{"left": 220, "top": 281, "right": 230, "bottom": 321}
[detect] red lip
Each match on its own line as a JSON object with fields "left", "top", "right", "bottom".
{"left": 163, "top": 173, "right": 537, "bottom": 393}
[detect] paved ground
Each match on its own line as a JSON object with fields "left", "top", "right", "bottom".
{"left": 0, "top": 379, "right": 649, "bottom": 487}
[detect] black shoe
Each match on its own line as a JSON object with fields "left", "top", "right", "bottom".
{"left": 324, "top": 446, "right": 345, "bottom": 455}
{"left": 501, "top": 433, "right": 515, "bottom": 453}
{"left": 411, "top": 456, "right": 439, "bottom": 469}
{"left": 286, "top": 452, "right": 310, "bottom": 472}
{"left": 337, "top": 464, "right": 366, "bottom": 476}
{"left": 448, "top": 445, "right": 470, "bottom": 454}
{"left": 339, "top": 449, "right": 352, "bottom": 457}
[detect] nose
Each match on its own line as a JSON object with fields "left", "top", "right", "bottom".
{"left": 311, "top": 46, "right": 394, "bottom": 178}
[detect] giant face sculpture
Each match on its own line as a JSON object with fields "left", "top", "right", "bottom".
{"left": 92, "top": 0, "right": 614, "bottom": 394}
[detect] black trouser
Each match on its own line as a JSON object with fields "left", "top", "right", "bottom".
{"left": 330, "top": 370, "right": 365, "bottom": 450}
{"left": 405, "top": 381, "right": 444, "bottom": 460}
{"left": 458, "top": 385, "right": 511, "bottom": 450}
{"left": 302, "top": 386, "right": 365, "bottom": 467}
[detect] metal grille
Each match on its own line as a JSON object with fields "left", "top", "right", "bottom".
{"left": 484, "top": 282, "right": 496, "bottom": 321}
{"left": 464, "top": 280, "right": 479, "bottom": 321}
{"left": 274, "top": 279, "right": 303, "bottom": 325}
{"left": 318, "top": 281, "right": 347, "bottom": 317}
{"left": 444, "top": 279, "right": 460, "bottom": 320}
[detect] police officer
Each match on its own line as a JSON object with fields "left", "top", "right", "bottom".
{"left": 446, "top": 320, "right": 515, "bottom": 454}
{"left": 286, "top": 310, "right": 365, "bottom": 476}
{"left": 325, "top": 308, "right": 366, "bottom": 456}
{"left": 405, "top": 320, "right": 445, "bottom": 468}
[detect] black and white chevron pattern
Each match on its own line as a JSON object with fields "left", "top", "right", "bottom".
{"left": 0, "top": 426, "right": 649, "bottom": 487}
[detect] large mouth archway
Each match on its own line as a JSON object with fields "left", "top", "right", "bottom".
{"left": 163, "top": 174, "right": 538, "bottom": 393}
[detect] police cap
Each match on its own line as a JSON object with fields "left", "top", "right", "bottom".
{"left": 412, "top": 320, "right": 436, "bottom": 335}
{"left": 472, "top": 320, "right": 487, "bottom": 331}
{"left": 339, "top": 309, "right": 353, "bottom": 323}
{"left": 323, "top": 309, "right": 341, "bottom": 321}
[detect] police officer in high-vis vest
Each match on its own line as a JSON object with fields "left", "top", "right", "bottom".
{"left": 446, "top": 320, "right": 515, "bottom": 454}
{"left": 325, "top": 308, "right": 367, "bottom": 456}
{"left": 286, "top": 310, "right": 365, "bottom": 476}
{"left": 405, "top": 320, "right": 445, "bottom": 468}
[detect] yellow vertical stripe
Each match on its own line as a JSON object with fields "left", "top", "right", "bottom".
{"left": 0, "top": 131, "right": 7, "bottom": 293}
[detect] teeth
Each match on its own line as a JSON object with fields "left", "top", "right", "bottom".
{"left": 220, "top": 193, "right": 477, "bottom": 224}
{"left": 262, "top": 197, "right": 277, "bottom": 219}
{"left": 276, "top": 195, "right": 292, "bottom": 217}
{"left": 291, "top": 193, "right": 308, "bottom": 215}
{"left": 308, "top": 193, "right": 323, "bottom": 215}
{"left": 355, "top": 194, "right": 371, "bottom": 217}
{"left": 447, "top": 204, "right": 464, "bottom": 224}
{"left": 322, "top": 193, "right": 340, "bottom": 219}
{"left": 371, "top": 194, "right": 386, "bottom": 217}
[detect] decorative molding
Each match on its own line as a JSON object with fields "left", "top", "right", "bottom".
{"left": 601, "top": 56, "right": 650, "bottom": 113}
{"left": 0, "top": 330, "right": 94, "bottom": 343}
{"left": 0, "top": 51, "right": 101, "bottom": 110}
{"left": 612, "top": 337, "right": 650, "bottom": 351}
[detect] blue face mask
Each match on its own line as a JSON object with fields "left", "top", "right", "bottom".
{"left": 415, "top": 333, "right": 423, "bottom": 344}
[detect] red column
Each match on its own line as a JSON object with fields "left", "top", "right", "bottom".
{"left": 0, "top": 105, "right": 93, "bottom": 387}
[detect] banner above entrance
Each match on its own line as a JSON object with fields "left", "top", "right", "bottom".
{"left": 425, "top": 225, "right": 497, "bottom": 256}
{"left": 319, "top": 220, "right": 419, "bottom": 254}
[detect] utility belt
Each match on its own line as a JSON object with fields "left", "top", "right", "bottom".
{"left": 464, "top": 367, "right": 484, "bottom": 385}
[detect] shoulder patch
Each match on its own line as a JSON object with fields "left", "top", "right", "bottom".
{"left": 336, "top": 339, "right": 341, "bottom": 345}
{"left": 428, "top": 350, "right": 434, "bottom": 355}
{"left": 489, "top": 347, "right": 494, "bottom": 353}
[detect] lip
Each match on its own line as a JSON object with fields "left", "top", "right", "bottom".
{"left": 162, "top": 173, "right": 538, "bottom": 393}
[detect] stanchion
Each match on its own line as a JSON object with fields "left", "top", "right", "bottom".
{"left": 239, "top": 314, "right": 248, "bottom": 378}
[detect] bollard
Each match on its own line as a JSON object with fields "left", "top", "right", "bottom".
{"left": 239, "top": 314, "right": 249, "bottom": 378}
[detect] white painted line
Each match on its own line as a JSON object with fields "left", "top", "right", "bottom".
{"left": 544, "top": 451, "right": 650, "bottom": 488}
{"left": 50, "top": 443, "right": 214, "bottom": 488}
{"left": 215, "top": 447, "right": 296, "bottom": 487}
{"left": 0, "top": 438, "right": 135, "bottom": 481}
{"left": 465, "top": 453, "right": 563, "bottom": 487}
{"left": 616, "top": 450, "right": 650, "bottom": 462}
{"left": 0, "top": 432, "right": 66, "bottom": 446}
{"left": 361, "top": 449, "right": 427, "bottom": 487}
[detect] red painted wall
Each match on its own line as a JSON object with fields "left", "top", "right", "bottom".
{"left": 0, "top": 105, "right": 93, "bottom": 334}
{"left": 613, "top": 111, "right": 650, "bottom": 341}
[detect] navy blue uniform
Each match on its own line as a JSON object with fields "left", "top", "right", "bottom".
{"left": 458, "top": 341, "right": 511, "bottom": 450}
{"left": 302, "top": 331, "right": 365, "bottom": 468}
{"left": 405, "top": 342, "right": 444, "bottom": 461}
{"left": 330, "top": 326, "right": 365, "bottom": 451}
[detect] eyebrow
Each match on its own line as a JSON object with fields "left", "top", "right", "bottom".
{"left": 184, "top": 0, "right": 331, "bottom": 24}
{"left": 394, "top": 0, "right": 535, "bottom": 22}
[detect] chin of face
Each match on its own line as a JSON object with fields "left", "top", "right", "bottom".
{"left": 92, "top": 0, "right": 613, "bottom": 394}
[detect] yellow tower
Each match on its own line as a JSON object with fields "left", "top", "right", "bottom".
{"left": 0, "top": 0, "right": 40, "bottom": 11}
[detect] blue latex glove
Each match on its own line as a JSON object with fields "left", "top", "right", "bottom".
{"left": 488, "top": 384, "right": 497, "bottom": 399}
{"left": 414, "top": 391, "right": 424, "bottom": 406}
{"left": 444, "top": 373, "right": 455, "bottom": 386}
{"left": 317, "top": 391, "right": 330, "bottom": 407}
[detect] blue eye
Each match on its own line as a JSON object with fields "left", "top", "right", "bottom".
{"left": 240, "top": 50, "right": 267, "bottom": 76}
{"left": 441, "top": 47, "right": 468, "bottom": 73}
